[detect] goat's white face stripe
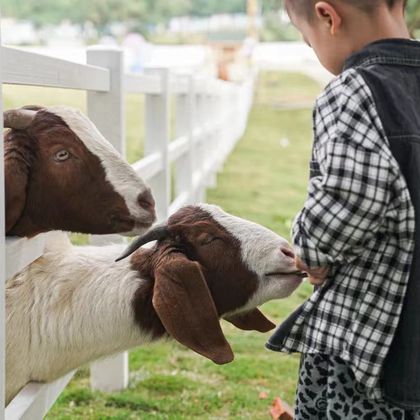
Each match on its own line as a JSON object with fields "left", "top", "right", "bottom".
{"left": 199, "top": 204, "right": 290, "bottom": 277}
{"left": 48, "top": 106, "right": 149, "bottom": 222}
{"left": 199, "top": 204, "right": 301, "bottom": 308}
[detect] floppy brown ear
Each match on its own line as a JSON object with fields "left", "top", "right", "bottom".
{"left": 224, "top": 309, "right": 276, "bottom": 333}
{"left": 152, "top": 252, "right": 234, "bottom": 365}
{"left": 4, "top": 131, "right": 32, "bottom": 233}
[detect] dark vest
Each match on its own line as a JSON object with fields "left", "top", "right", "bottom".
{"left": 349, "top": 39, "right": 420, "bottom": 410}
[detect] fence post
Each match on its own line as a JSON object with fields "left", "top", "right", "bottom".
{"left": 145, "top": 68, "right": 170, "bottom": 221}
{"left": 174, "top": 75, "right": 194, "bottom": 206}
{"left": 86, "top": 46, "right": 129, "bottom": 392}
{"left": 0, "top": 20, "right": 6, "bottom": 419}
{"left": 206, "top": 84, "right": 218, "bottom": 189}
{"left": 194, "top": 82, "right": 206, "bottom": 203}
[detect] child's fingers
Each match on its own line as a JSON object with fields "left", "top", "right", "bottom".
{"left": 295, "top": 256, "right": 330, "bottom": 285}
{"left": 295, "top": 256, "right": 309, "bottom": 271}
{"left": 309, "top": 276, "right": 326, "bottom": 286}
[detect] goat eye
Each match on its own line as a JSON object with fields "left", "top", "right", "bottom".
{"left": 200, "top": 236, "right": 219, "bottom": 246}
{"left": 54, "top": 150, "right": 70, "bottom": 162}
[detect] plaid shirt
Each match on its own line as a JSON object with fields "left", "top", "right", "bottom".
{"left": 267, "top": 68, "right": 415, "bottom": 400}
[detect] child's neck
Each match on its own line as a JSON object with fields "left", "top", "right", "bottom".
{"left": 345, "top": 7, "right": 410, "bottom": 58}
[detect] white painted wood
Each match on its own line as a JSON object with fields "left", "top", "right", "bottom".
{"left": 170, "top": 76, "right": 189, "bottom": 95}
{"left": 132, "top": 152, "right": 163, "bottom": 181}
{"left": 192, "top": 119, "right": 224, "bottom": 145}
{"left": 125, "top": 73, "right": 161, "bottom": 94}
{"left": 168, "top": 192, "right": 189, "bottom": 215}
{"left": 0, "top": 20, "right": 5, "bottom": 419}
{"left": 86, "top": 47, "right": 129, "bottom": 392}
{"left": 192, "top": 155, "right": 218, "bottom": 193}
{"left": 144, "top": 68, "right": 171, "bottom": 222}
{"left": 220, "top": 88, "right": 232, "bottom": 168}
{"left": 5, "top": 235, "right": 48, "bottom": 281}
{"left": 194, "top": 85, "right": 206, "bottom": 203}
{"left": 90, "top": 353, "right": 129, "bottom": 392}
{"left": 2, "top": 47, "right": 109, "bottom": 92}
{"left": 87, "top": 47, "right": 125, "bottom": 156}
{"left": 5, "top": 372, "right": 75, "bottom": 420}
{"left": 206, "top": 91, "right": 218, "bottom": 188}
{"left": 168, "top": 135, "right": 188, "bottom": 162}
{"left": 174, "top": 75, "right": 195, "bottom": 205}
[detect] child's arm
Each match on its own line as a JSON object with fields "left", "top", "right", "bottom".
{"left": 293, "top": 136, "right": 394, "bottom": 271}
{"left": 292, "top": 78, "right": 398, "bottom": 277}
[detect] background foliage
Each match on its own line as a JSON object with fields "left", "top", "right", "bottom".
{"left": 1, "top": 0, "right": 245, "bottom": 27}
{"left": 2, "top": 0, "right": 419, "bottom": 39}
{"left": 407, "top": 0, "right": 420, "bottom": 30}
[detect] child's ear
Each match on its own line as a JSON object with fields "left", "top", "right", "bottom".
{"left": 314, "top": 1, "right": 342, "bottom": 35}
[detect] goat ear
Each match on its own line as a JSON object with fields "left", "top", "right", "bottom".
{"left": 152, "top": 252, "right": 234, "bottom": 365}
{"left": 4, "top": 131, "right": 31, "bottom": 233}
{"left": 224, "top": 309, "right": 276, "bottom": 333}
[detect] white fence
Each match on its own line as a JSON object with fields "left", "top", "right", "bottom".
{"left": 0, "top": 42, "right": 254, "bottom": 420}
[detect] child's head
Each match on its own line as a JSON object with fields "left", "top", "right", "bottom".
{"left": 285, "top": 0, "right": 409, "bottom": 75}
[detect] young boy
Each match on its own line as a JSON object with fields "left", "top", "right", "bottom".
{"left": 266, "top": 1, "right": 420, "bottom": 418}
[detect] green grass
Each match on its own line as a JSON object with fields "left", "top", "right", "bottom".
{"left": 255, "top": 71, "right": 320, "bottom": 108}
{"left": 5, "top": 71, "right": 322, "bottom": 419}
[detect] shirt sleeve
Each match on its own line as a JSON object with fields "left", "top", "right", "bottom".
{"left": 292, "top": 71, "right": 397, "bottom": 268}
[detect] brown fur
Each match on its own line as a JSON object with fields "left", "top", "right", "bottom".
{"left": 225, "top": 309, "right": 276, "bottom": 332}
{"left": 130, "top": 206, "right": 273, "bottom": 364}
{"left": 5, "top": 110, "right": 141, "bottom": 237}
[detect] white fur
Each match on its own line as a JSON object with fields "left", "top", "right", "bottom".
{"left": 200, "top": 204, "right": 292, "bottom": 276}
{"left": 6, "top": 234, "right": 151, "bottom": 405}
{"left": 48, "top": 106, "right": 152, "bottom": 231}
{"left": 200, "top": 204, "right": 302, "bottom": 309}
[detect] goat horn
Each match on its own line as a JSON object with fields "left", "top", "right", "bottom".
{"left": 115, "top": 224, "right": 169, "bottom": 262}
{"left": 3, "top": 109, "right": 37, "bottom": 129}
{"left": 21, "top": 105, "right": 44, "bottom": 111}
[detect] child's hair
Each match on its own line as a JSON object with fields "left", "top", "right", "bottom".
{"left": 286, "top": 0, "right": 406, "bottom": 19}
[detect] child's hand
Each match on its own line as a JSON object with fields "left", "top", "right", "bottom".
{"left": 295, "top": 256, "right": 329, "bottom": 286}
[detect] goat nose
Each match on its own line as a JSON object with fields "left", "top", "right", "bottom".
{"left": 280, "top": 245, "right": 295, "bottom": 260}
{"left": 137, "top": 189, "right": 155, "bottom": 212}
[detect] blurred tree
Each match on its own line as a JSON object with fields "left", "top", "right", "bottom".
{"left": 260, "top": 0, "right": 300, "bottom": 41}
{"left": 1, "top": 0, "right": 244, "bottom": 26}
{"left": 1, "top": 0, "right": 419, "bottom": 36}
{"left": 2, "top": 0, "right": 86, "bottom": 26}
{"left": 189, "top": 0, "right": 245, "bottom": 16}
{"left": 407, "top": 0, "right": 420, "bottom": 32}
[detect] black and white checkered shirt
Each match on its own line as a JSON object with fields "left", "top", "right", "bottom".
{"left": 267, "top": 68, "right": 415, "bottom": 400}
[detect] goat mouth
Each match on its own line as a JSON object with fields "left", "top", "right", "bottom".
{"left": 265, "top": 271, "right": 307, "bottom": 278}
{"left": 112, "top": 215, "right": 153, "bottom": 227}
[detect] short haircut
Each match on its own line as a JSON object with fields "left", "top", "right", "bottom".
{"left": 286, "top": 0, "right": 406, "bottom": 19}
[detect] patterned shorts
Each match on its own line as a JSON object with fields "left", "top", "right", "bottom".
{"left": 295, "top": 354, "right": 420, "bottom": 420}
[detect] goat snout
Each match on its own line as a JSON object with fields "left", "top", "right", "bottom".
{"left": 137, "top": 189, "right": 155, "bottom": 212}
{"left": 280, "top": 245, "right": 295, "bottom": 261}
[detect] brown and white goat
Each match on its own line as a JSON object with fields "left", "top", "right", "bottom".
{"left": 4, "top": 106, "right": 155, "bottom": 237}
{"left": 6, "top": 204, "right": 305, "bottom": 404}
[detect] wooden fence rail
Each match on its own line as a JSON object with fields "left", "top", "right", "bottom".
{"left": 1, "top": 42, "right": 254, "bottom": 420}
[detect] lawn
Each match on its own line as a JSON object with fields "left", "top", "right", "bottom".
{"left": 3, "top": 70, "right": 322, "bottom": 419}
